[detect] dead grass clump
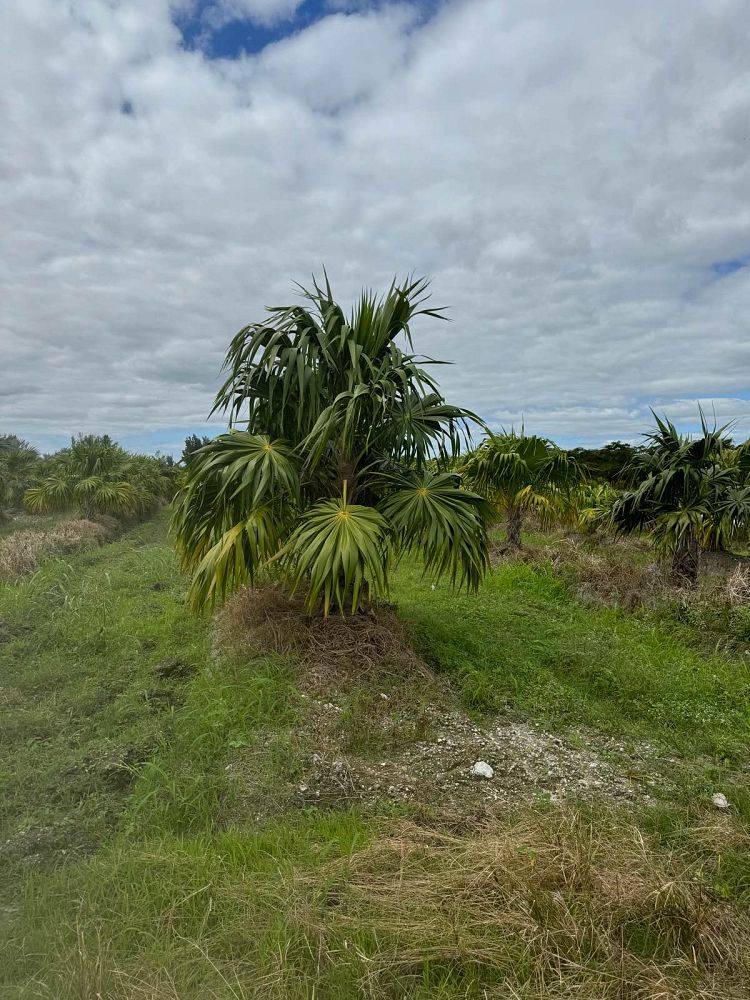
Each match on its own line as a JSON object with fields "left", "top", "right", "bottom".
{"left": 547, "top": 538, "right": 668, "bottom": 610}
{"left": 723, "top": 564, "right": 750, "bottom": 606}
{"left": 0, "top": 519, "right": 109, "bottom": 578}
{"left": 297, "top": 810, "right": 750, "bottom": 998}
{"left": 216, "top": 585, "right": 431, "bottom": 693}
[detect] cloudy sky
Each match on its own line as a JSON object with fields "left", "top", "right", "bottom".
{"left": 2, "top": 0, "right": 749, "bottom": 455}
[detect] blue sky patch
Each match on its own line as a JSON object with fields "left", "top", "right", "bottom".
{"left": 710, "top": 256, "right": 749, "bottom": 278}
{"left": 178, "top": 1, "right": 343, "bottom": 58}
{"left": 175, "top": 0, "right": 440, "bottom": 59}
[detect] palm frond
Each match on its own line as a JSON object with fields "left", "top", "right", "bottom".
{"left": 379, "top": 470, "right": 490, "bottom": 590}
{"left": 282, "top": 496, "right": 390, "bottom": 615}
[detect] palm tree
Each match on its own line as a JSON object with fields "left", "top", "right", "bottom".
{"left": 25, "top": 435, "right": 167, "bottom": 519}
{"left": 172, "top": 275, "right": 491, "bottom": 615}
{"left": 0, "top": 436, "right": 40, "bottom": 511}
{"left": 611, "top": 413, "right": 750, "bottom": 584}
{"left": 461, "top": 432, "right": 583, "bottom": 548}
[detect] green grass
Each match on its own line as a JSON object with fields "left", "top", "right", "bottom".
{"left": 2, "top": 516, "right": 750, "bottom": 998}
{"left": 0, "top": 513, "right": 209, "bottom": 895}
{"left": 391, "top": 558, "right": 750, "bottom": 761}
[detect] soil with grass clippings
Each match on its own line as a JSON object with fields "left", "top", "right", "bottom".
{"left": 225, "top": 696, "right": 674, "bottom": 825}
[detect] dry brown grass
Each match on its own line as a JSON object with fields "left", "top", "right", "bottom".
{"left": 215, "top": 584, "right": 432, "bottom": 694}
{"left": 547, "top": 537, "right": 669, "bottom": 610}
{"left": 290, "top": 810, "right": 750, "bottom": 998}
{"left": 722, "top": 564, "right": 750, "bottom": 606}
{"left": 0, "top": 518, "right": 109, "bottom": 578}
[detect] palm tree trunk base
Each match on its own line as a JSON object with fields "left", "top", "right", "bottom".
{"left": 670, "top": 536, "right": 699, "bottom": 586}
{"left": 506, "top": 508, "right": 523, "bottom": 549}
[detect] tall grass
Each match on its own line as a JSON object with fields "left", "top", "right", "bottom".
{"left": 0, "top": 518, "right": 109, "bottom": 578}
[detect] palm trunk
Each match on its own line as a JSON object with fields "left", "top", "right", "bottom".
{"left": 337, "top": 450, "right": 358, "bottom": 502}
{"left": 506, "top": 504, "right": 523, "bottom": 549}
{"left": 671, "top": 530, "right": 699, "bottom": 586}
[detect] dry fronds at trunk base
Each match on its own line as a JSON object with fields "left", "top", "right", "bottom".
{"left": 215, "top": 584, "right": 432, "bottom": 694}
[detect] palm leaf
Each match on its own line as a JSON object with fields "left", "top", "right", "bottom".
{"left": 379, "top": 470, "right": 490, "bottom": 590}
{"left": 281, "top": 496, "right": 390, "bottom": 615}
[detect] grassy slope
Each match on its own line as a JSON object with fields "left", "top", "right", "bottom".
{"left": 1, "top": 520, "right": 749, "bottom": 998}
{"left": 391, "top": 559, "right": 750, "bottom": 761}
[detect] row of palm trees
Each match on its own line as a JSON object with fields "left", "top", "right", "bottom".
{"left": 6, "top": 277, "right": 745, "bottom": 610}
{"left": 171, "top": 276, "right": 750, "bottom": 615}
{"left": 0, "top": 434, "right": 177, "bottom": 520}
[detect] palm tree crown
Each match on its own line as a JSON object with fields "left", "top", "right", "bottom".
{"left": 462, "top": 432, "right": 582, "bottom": 547}
{"left": 0, "top": 436, "right": 40, "bottom": 511}
{"left": 172, "top": 276, "right": 491, "bottom": 614}
{"left": 612, "top": 413, "right": 750, "bottom": 583}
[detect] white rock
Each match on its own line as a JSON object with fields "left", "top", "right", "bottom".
{"left": 470, "top": 760, "right": 494, "bottom": 780}
{"left": 712, "top": 792, "right": 730, "bottom": 810}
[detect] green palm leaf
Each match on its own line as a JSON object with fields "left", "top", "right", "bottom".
{"left": 379, "top": 471, "right": 490, "bottom": 590}
{"left": 186, "top": 507, "right": 284, "bottom": 611}
{"left": 282, "top": 496, "right": 390, "bottom": 615}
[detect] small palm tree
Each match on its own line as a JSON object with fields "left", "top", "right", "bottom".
{"left": 461, "top": 432, "right": 582, "bottom": 548}
{"left": 571, "top": 481, "right": 619, "bottom": 534}
{"left": 25, "top": 435, "right": 167, "bottom": 519}
{"left": 0, "top": 436, "right": 40, "bottom": 511}
{"left": 172, "top": 275, "right": 491, "bottom": 614}
{"left": 612, "top": 413, "right": 750, "bottom": 584}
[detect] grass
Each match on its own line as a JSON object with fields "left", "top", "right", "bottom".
{"left": 0, "top": 518, "right": 111, "bottom": 578}
{"left": 2, "top": 516, "right": 750, "bottom": 998}
{"left": 0, "top": 513, "right": 209, "bottom": 895}
{"left": 391, "top": 554, "right": 750, "bottom": 762}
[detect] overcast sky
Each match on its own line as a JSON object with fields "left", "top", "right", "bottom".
{"left": 2, "top": 0, "right": 749, "bottom": 455}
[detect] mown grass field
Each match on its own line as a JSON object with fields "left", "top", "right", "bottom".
{"left": 1, "top": 514, "right": 749, "bottom": 998}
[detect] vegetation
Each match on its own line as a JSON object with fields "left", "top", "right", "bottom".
{"left": 25, "top": 434, "right": 175, "bottom": 519}
{"left": 5, "top": 289, "right": 750, "bottom": 997}
{"left": 2, "top": 514, "right": 750, "bottom": 999}
{"left": 172, "top": 277, "right": 491, "bottom": 614}
{"left": 0, "top": 517, "right": 109, "bottom": 578}
{"left": 570, "top": 440, "right": 637, "bottom": 485}
{"left": 612, "top": 414, "right": 750, "bottom": 584}
{"left": 181, "top": 433, "right": 213, "bottom": 466}
{"left": 0, "top": 435, "right": 40, "bottom": 512}
{"left": 462, "top": 431, "right": 582, "bottom": 547}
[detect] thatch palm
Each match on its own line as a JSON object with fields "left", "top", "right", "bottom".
{"left": 25, "top": 435, "right": 167, "bottom": 519}
{"left": 172, "top": 276, "right": 491, "bottom": 614}
{"left": 462, "top": 432, "right": 582, "bottom": 548}
{"left": 0, "top": 436, "right": 40, "bottom": 510}
{"left": 612, "top": 414, "right": 750, "bottom": 584}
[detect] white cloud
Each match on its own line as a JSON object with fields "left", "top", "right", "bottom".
{"left": 1, "top": 0, "right": 750, "bottom": 453}
{"left": 208, "top": 0, "right": 303, "bottom": 24}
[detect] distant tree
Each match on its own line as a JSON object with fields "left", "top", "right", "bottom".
{"left": 181, "top": 435, "right": 213, "bottom": 466}
{"left": 0, "top": 436, "right": 40, "bottom": 510}
{"left": 612, "top": 413, "right": 750, "bottom": 584}
{"left": 569, "top": 441, "right": 637, "bottom": 486}
{"left": 462, "top": 432, "right": 583, "bottom": 548}
{"left": 25, "top": 435, "right": 169, "bottom": 519}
